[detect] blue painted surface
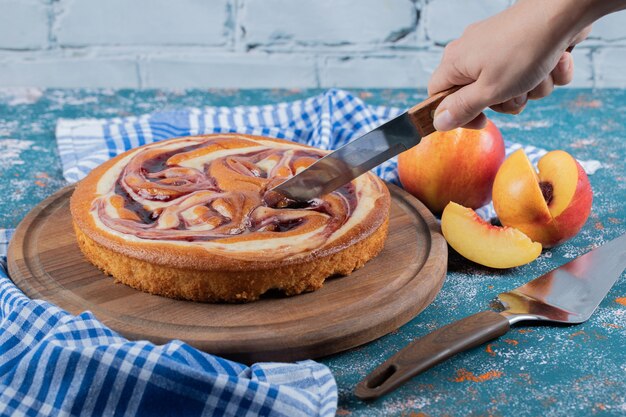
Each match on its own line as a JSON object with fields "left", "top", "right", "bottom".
{"left": 0, "top": 88, "right": 625, "bottom": 416}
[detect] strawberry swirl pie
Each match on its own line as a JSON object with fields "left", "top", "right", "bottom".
{"left": 70, "top": 134, "right": 390, "bottom": 302}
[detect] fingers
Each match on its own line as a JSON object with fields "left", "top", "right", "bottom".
{"left": 528, "top": 76, "right": 555, "bottom": 100}
{"left": 495, "top": 52, "right": 570, "bottom": 110}
{"left": 487, "top": 52, "right": 570, "bottom": 117}
{"left": 490, "top": 93, "right": 528, "bottom": 115}
{"left": 461, "top": 113, "right": 488, "bottom": 130}
{"left": 433, "top": 82, "right": 490, "bottom": 131}
{"left": 571, "top": 25, "right": 592, "bottom": 46}
{"left": 428, "top": 64, "right": 472, "bottom": 97}
{"left": 428, "top": 63, "right": 453, "bottom": 97}
{"left": 428, "top": 41, "right": 475, "bottom": 96}
{"left": 551, "top": 52, "right": 573, "bottom": 86}
{"left": 489, "top": 52, "right": 571, "bottom": 117}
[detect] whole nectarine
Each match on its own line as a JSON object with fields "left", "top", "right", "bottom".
{"left": 492, "top": 149, "right": 592, "bottom": 247}
{"left": 398, "top": 119, "right": 505, "bottom": 214}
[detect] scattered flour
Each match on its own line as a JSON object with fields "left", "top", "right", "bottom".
{"left": 0, "top": 88, "right": 43, "bottom": 106}
{"left": 492, "top": 120, "right": 552, "bottom": 130}
{"left": 0, "top": 139, "right": 34, "bottom": 170}
{"left": 0, "top": 120, "right": 18, "bottom": 136}
{"left": 579, "top": 159, "right": 604, "bottom": 175}
{"left": 7, "top": 179, "right": 32, "bottom": 202}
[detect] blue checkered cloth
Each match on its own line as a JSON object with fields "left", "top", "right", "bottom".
{"left": 0, "top": 242, "right": 336, "bottom": 417}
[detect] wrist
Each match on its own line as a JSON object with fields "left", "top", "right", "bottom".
{"left": 579, "top": 0, "right": 626, "bottom": 18}
{"left": 565, "top": 0, "right": 597, "bottom": 24}
{"left": 551, "top": 0, "right": 624, "bottom": 33}
{"left": 538, "top": 0, "right": 598, "bottom": 47}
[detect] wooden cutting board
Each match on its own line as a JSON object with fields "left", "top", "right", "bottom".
{"left": 8, "top": 183, "right": 447, "bottom": 363}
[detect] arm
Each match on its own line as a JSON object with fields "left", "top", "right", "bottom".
{"left": 429, "top": 0, "right": 626, "bottom": 131}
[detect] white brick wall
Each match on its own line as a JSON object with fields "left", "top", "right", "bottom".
{"left": 593, "top": 46, "right": 626, "bottom": 87}
{"left": 0, "top": 0, "right": 48, "bottom": 50}
{"left": 319, "top": 53, "right": 440, "bottom": 88}
{"left": 142, "top": 53, "right": 317, "bottom": 88}
{"left": 0, "top": 55, "right": 138, "bottom": 88}
{"left": 570, "top": 48, "right": 594, "bottom": 87}
{"left": 424, "top": 0, "right": 509, "bottom": 44}
{"left": 241, "top": 0, "right": 417, "bottom": 47}
{"left": 56, "top": 0, "right": 230, "bottom": 46}
{"left": 589, "top": 12, "right": 626, "bottom": 41}
{"left": 0, "top": 0, "right": 624, "bottom": 88}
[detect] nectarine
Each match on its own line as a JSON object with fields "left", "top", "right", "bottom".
{"left": 398, "top": 119, "right": 505, "bottom": 214}
{"left": 492, "top": 149, "right": 592, "bottom": 247}
{"left": 441, "top": 202, "right": 542, "bottom": 269}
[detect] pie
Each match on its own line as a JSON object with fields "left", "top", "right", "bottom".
{"left": 70, "top": 134, "right": 390, "bottom": 302}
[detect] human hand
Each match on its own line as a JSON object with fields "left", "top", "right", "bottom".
{"left": 428, "top": 0, "right": 595, "bottom": 131}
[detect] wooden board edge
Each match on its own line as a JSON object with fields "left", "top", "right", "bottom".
{"left": 7, "top": 185, "right": 76, "bottom": 298}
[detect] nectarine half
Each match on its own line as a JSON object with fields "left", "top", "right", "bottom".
{"left": 492, "top": 149, "right": 592, "bottom": 247}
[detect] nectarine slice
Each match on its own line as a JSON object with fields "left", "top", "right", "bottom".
{"left": 492, "top": 149, "right": 552, "bottom": 231}
{"left": 537, "top": 152, "right": 577, "bottom": 217}
{"left": 441, "top": 202, "right": 542, "bottom": 269}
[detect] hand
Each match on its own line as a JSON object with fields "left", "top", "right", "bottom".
{"left": 428, "top": 0, "right": 596, "bottom": 131}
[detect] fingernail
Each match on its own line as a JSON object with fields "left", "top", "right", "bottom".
{"left": 514, "top": 93, "right": 528, "bottom": 106}
{"left": 433, "top": 109, "right": 455, "bottom": 131}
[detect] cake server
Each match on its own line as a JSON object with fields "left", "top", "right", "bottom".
{"left": 270, "top": 87, "right": 459, "bottom": 202}
{"left": 355, "top": 233, "right": 626, "bottom": 400}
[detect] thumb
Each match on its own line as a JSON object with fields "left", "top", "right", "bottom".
{"left": 433, "top": 82, "right": 490, "bottom": 131}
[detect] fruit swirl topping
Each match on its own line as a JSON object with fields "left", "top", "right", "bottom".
{"left": 89, "top": 135, "right": 384, "bottom": 255}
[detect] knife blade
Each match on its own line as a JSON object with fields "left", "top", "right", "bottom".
{"left": 270, "top": 87, "right": 459, "bottom": 202}
{"left": 355, "top": 233, "right": 626, "bottom": 401}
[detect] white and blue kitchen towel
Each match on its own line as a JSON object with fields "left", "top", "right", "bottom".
{"left": 0, "top": 235, "right": 336, "bottom": 417}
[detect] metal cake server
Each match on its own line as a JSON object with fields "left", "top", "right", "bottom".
{"left": 355, "top": 233, "right": 626, "bottom": 400}
{"left": 270, "top": 87, "right": 459, "bottom": 202}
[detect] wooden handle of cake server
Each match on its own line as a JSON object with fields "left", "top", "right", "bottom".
{"left": 354, "top": 311, "right": 510, "bottom": 401}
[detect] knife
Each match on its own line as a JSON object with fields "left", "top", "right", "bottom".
{"left": 270, "top": 87, "right": 460, "bottom": 202}
{"left": 355, "top": 233, "right": 626, "bottom": 400}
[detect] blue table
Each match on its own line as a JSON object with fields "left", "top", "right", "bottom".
{"left": 1, "top": 88, "right": 624, "bottom": 416}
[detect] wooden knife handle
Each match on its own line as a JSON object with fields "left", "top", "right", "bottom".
{"left": 354, "top": 311, "right": 510, "bottom": 401}
{"left": 407, "top": 86, "right": 460, "bottom": 137}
